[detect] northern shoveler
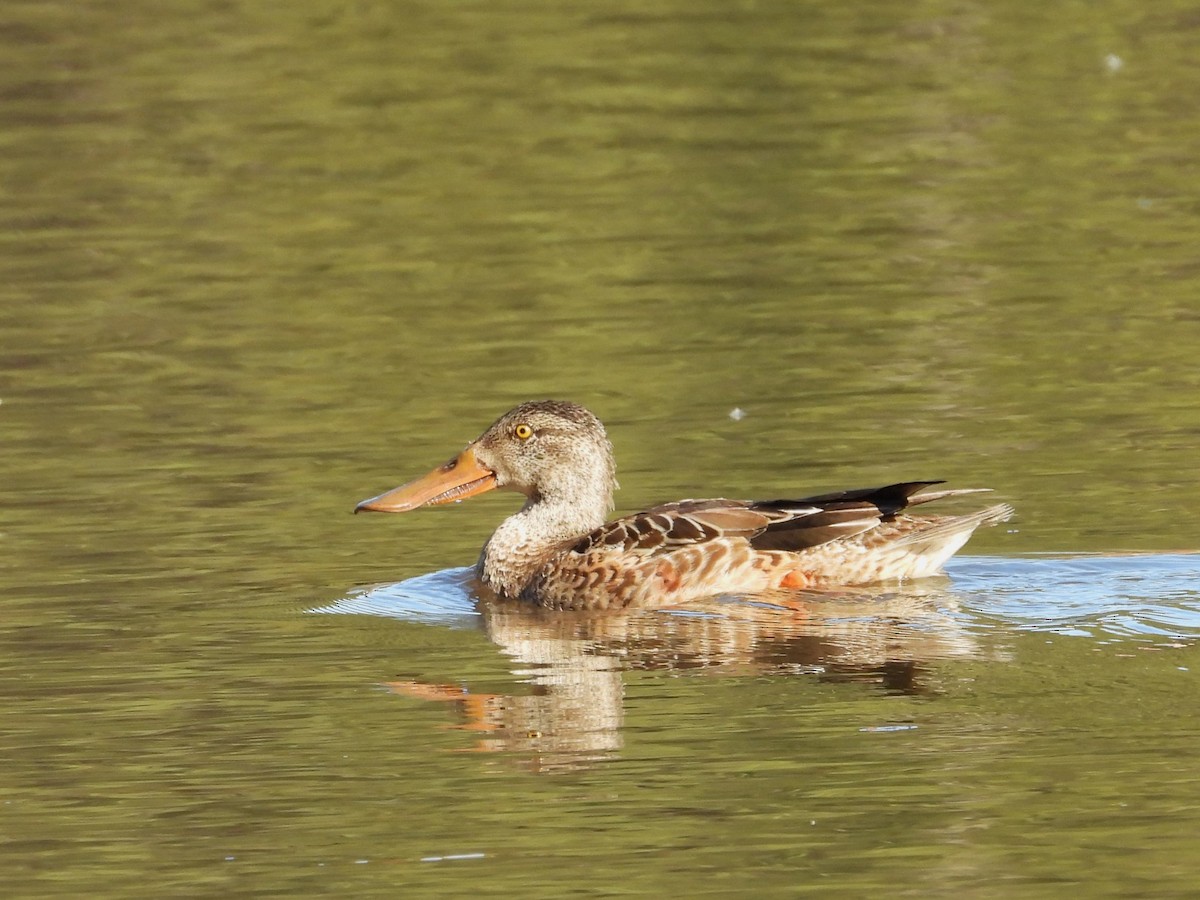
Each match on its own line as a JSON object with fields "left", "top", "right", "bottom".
{"left": 355, "top": 400, "right": 1012, "bottom": 610}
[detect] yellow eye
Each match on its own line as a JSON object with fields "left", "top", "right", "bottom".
{"left": 514, "top": 423, "right": 534, "bottom": 440}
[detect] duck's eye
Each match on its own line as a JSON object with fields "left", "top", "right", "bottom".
{"left": 514, "top": 423, "right": 534, "bottom": 440}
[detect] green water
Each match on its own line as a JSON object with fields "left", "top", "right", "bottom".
{"left": 4, "top": 0, "right": 1200, "bottom": 896}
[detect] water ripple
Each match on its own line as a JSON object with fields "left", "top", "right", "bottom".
{"left": 947, "top": 553, "right": 1200, "bottom": 639}
{"left": 312, "top": 567, "right": 480, "bottom": 628}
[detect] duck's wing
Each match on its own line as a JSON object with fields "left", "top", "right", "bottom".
{"left": 571, "top": 481, "right": 981, "bottom": 557}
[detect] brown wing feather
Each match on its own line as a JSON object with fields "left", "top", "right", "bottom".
{"left": 571, "top": 481, "right": 975, "bottom": 558}
{"left": 746, "top": 481, "right": 951, "bottom": 552}
{"left": 773, "top": 480, "right": 943, "bottom": 512}
{"left": 571, "top": 498, "right": 810, "bottom": 555}
{"left": 747, "top": 507, "right": 882, "bottom": 551}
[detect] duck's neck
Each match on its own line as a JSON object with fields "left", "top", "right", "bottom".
{"left": 478, "top": 485, "right": 611, "bottom": 599}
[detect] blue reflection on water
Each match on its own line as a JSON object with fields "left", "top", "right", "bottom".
{"left": 948, "top": 553, "right": 1200, "bottom": 638}
{"left": 313, "top": 567, "right": 480, "bottom": 628}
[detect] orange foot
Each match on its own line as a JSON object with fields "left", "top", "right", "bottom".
{"left": 778, "top": 569, "right": 812, "bottom": 590}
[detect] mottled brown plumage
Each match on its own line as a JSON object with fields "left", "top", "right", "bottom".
{"left": 356, "top": 401, "right": 1012, "bottom": 610}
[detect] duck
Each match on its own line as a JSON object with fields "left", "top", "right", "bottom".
{"left": 355, "top": 400, "right": 1012, "bottom": 610}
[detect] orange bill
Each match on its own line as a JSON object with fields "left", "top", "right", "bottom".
{"left": 355, "top": 446, "right": 497, "bottom": 513}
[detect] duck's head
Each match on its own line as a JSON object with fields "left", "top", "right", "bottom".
{"left": 355, "top": 400, "right": 618, "bottom": 514}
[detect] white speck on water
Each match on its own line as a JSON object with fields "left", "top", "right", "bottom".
{"left": 859, "top": 724, "right": 919, "bottom": 733}
{"left": 1179, "top": 667, "right": 1190, "bottom": 672}
{"left": 421, "top": 852, "right": 487, "bottom": 863}
{"left": 1105, "top": 54, "right": 1123, "bottom": 72}
{"left": 729, "top": 407, "right": 746, "bottom": 421}
{"left": 1137, "top": 198, "right": 1153, "bottom": 210}
{"left": 355, "top": 859, "right": 370, "bottom": 864}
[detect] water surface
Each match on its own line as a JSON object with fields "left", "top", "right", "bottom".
{"left": 3, "top": 0, "right": 1200, "bottom": 896}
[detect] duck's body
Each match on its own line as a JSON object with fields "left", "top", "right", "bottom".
{"left": 356, "top": 401, "right": 1012, "bottom": 610}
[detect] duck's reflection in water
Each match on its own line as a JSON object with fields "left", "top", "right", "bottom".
{"left": 321, "top": 570, "right": 984, "bottom": 773}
